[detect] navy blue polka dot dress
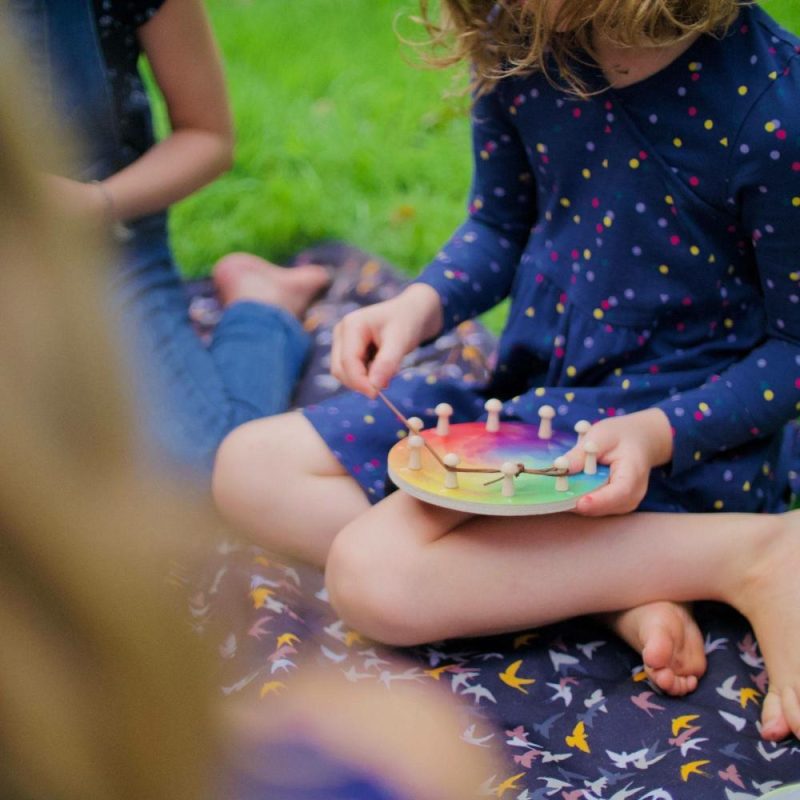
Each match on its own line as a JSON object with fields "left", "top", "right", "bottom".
{"left": 305, "top": 5, "right": 800, "bottom": 512}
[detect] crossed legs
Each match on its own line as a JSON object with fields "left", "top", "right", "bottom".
{"left": 213, "top": 411, "right": 800, "bottom": 741}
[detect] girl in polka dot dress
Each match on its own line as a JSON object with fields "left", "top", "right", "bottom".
{"left": 214, "top": 0, "right": 800, "bottom": 741}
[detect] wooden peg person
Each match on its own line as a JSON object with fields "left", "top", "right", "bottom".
{"left": 538, "top": 405, "right": 556, "bottom": 439}
{"left": 407, "top": 434, "right": 424, "bottom": 470}
{"left": 443, "top": 453, "right": 460, "bottom": 489}
{"left": 500, "top": 461, "right": 517, "bottom": 498}
{"left": 435, "top": 403, "right": 453, "bottom": 436}
{"left": 553, "top": 456, "right": 570, "bottom": 492}
{"left": 407, "top": 416, "right": 424, "bottom": 434}
{"left": 484, "top": 398, "right": 503, "bottom": 433}
{"left": 583, "top": 439, "right": 599, "bottom": 475}
{"left": 574, "top": 419, "right": 591, "bottom": 443}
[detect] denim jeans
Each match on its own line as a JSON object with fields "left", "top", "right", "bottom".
{"left": 116, "top": 227, "right": 310, "bottom": 475}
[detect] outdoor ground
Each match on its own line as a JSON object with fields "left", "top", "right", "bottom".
{"left": 151, "top": 0, "right": 800, "bottom": 330}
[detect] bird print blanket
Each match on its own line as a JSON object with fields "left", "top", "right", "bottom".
{"left": 188, "top": 243, "right": 800, "bottom": 798}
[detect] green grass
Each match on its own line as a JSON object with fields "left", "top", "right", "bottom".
{"left": 155, "top": 0, "right": 800, "bottom": 318}
{"left": 157, "top": 1, "right": 471, "bottom": 279}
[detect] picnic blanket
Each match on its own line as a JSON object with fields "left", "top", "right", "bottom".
{"left": 188, "top": 243, "right": 800, "bottom": 798}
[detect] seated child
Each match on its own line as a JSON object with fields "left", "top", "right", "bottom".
{"left": 10, "top": 0, "right": 329, "bottom": 472}
{"left": 213, "top": 0, "right": 800, "bottom": 742}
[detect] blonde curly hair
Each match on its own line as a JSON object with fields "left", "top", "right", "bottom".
{"left": 417, "top": 0, "right": 744, "bottom": 95}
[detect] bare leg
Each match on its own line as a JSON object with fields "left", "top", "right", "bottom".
{"left": 212, "top": 412, "right": 369, "bottom": 567}
{"left": 213, "top": 418, "right": 799, "bottom": 739}
{"left": 212, "top": 252, "right": 330, "bottom": 317}
{"left": 324, "top": 491, "right": 800, "bottom": 740}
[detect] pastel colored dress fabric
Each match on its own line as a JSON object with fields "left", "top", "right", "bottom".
{"left": 191, "top": 246, "right": 800, "bottom": 797}
{"left": 304, "top": 4, "right": 800, "bottom": 513}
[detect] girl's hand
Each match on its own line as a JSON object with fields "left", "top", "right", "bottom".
{"left": 564, "top": 408, "right": 674, "bottom": 516}
{"left": 331, "top": 284, "right": 443, "bottom": 397}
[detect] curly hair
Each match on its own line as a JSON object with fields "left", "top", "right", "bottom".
{"left": 416, "top": 0, "right": 744, "bottom": 95}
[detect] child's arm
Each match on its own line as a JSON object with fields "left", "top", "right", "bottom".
{"left": 652, "top": 72, "right": 800, "bottom": 478}
{"left": 333, "top": 83, "right": 538, "bottom": 396}
{"left": 51, "top": 0, "right": 232, "bottom": 224}
{"left": 412, "top": 86, "right": 538, "bottom": 332}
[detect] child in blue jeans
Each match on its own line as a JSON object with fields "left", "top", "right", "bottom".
{"left": 214, "top": 0, "right": 800, "bottom": 741}
{"left": 12, "top": 0, "right": 329, "bottom": 472}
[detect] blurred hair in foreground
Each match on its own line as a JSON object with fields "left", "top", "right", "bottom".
{"left": 0, "top": 14, "right": 498, "bottom": 800}
{"left": 0, "top": 13, "right": 218, "bottom": 800}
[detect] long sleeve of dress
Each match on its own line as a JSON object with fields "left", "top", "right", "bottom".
{"left": 656, "top": 68, "right": 800, "bottom": 475}
{"left": 414, "top": 85, "right": 539, "bottom": 332}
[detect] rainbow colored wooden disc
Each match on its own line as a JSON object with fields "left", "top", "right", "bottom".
{"left": 387, "top": 422, "right": 608, "bottom": 516}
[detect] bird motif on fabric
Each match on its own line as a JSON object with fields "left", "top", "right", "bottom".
{"left": 500, "top": 659, "right": 537, "bottom": 693}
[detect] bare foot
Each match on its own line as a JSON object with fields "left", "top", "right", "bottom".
{"left": 212, "top": 252, "right": 330, "bottom": 318}
{"left": 734, "top": 509, "right": 800, "bottom": 741}
{"left": 605, "top": 601, "right": 707, "bottom": 696}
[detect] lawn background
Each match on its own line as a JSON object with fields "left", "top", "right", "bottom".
{"left": 157, "top": 0, "right": 800, "bottom": 331}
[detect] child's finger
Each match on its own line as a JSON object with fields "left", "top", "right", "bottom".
{"left": 574, "top": 468, "right": 641, "bottom": 516}
{"left": 368, "top": 338, "right": 409, "bottom": 391}
{"left": 335, "top": 318, "right": 376, "bottom": 396}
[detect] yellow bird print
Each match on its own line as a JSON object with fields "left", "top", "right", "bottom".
{"left": 494, "top": 772, "right": 526, "bottom": 798}
{"left": 500, "top": 660, "right": 536, "bottom": 694}
{"left": 680, "top": 759, "right": 710, "bottom": 781}
{"left": 739, "top": 687, "right": 761, "bottom": 708}
{"left": 343, "top": 630, "right": 365, "bottom": 647}
{"left": 253, "top": 556, "right": 271, "bottom": 567}
{"left": 250, "top": 586, "right": 274, "bottom": 609}
{"left": 259, "top": 681, "right": 285, "bottom": 698}
{"left": 276, "top": 632, "right": 301, "bottom": 648}
{"left": 513, "top": 632, "right": 539, "bottom": 649}
{"left": 671, "top": 714, "right": 700, "bottom": 736}
{"left": 565, "top": 720, "right": 591, "bottom": 753}
{"left": 632, "top": 667, "right": 649, "bottom": 682}
{"left": 424, "top": 664, "right": 456, "bottom": 680}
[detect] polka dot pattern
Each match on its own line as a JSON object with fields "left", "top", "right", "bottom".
{"left": 309, "top": 6, "right": 800, "bottom": 513}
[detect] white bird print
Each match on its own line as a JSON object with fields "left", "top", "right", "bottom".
{"left": 269, "top": 658, "right": 295, "bottom": 674}
{"left": 585, "top": 783, "right": 644, "bottom": 800}
{"left": 280, "top": 565, "right": 301, "bottom": 585}
{"left": 718, "top": 709, "right": 747, "bottom": 732}
{"left": 539, "top": 750, "right": 573, "bottom": 763}
{"left": 319, "top": 644, "right": 347, "bottom": 663}
{"left": 461, "top": 724, "right": 496, "bottom": 748}
{"left": 342, "top": 666, "right": 373, "bottom": 682}
{"left": 584, "top": 688, "right": 608, "bottom": 711}
{"left": 756, "top": 740, "right": 789, "bottom": 761}
{"left": 704, "top": 633, "right": 728, "bottom": 653}
{"left": 546, "top": 680, "right": 574, "bottom": 706}
{"left": 461, "top": 684, "right": 497, "bottom": 704}
{"left": 363, "top": 653, "right": 392, "bottom": 671}
{"left": 549, "top": 649, "right": 581, "bottom": 672}
{"left": 679, "top": 736, "right": 708, "bottom": 757}
{"left": 716, "top": 675, "right": 741, "bottom": 702}
{"left": 606, "top": 747, "right": 668, "bottom": 770}
{"left": 451, "top": 671, "right": 480, "bottom": 692}
{"left": 577, "top": 641, "right": 605, "bottom": 659}
{"left": 378, "top": 667, "right": 424, "bottom": 688}
{"left": 250, "top": 575, "right": 281, "bottom": 589}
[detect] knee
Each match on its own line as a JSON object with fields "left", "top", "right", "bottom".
{"left": 325, "top": 524, "right": 429, "bottom": 647}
